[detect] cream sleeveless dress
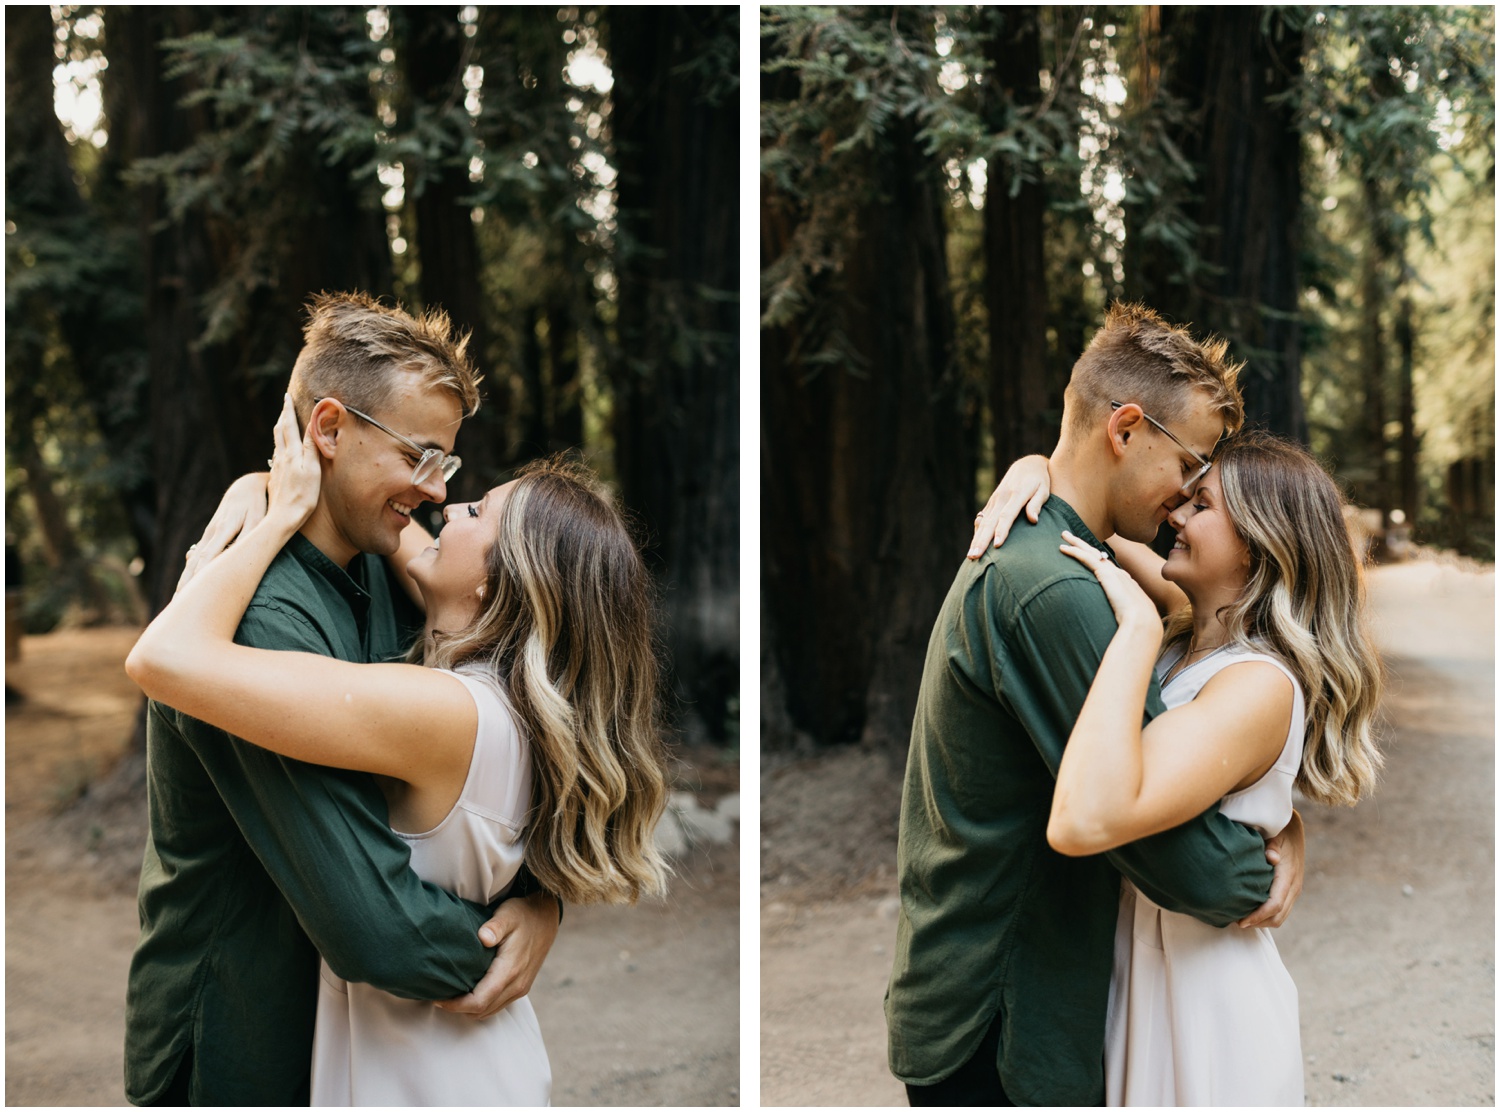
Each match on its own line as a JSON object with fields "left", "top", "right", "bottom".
{"left": 1105, "top": 644, "right": 1306, "bottom": 1107}
{"left": 310, "top": 667, "right": 552, "bottom": 1106}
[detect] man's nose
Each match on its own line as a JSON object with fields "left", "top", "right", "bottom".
{"left": 417, "top": 472, "right": 448, "bottom": 505}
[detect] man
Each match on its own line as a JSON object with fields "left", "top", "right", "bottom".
{"left": 886, "top": 303, "right": 1305, "bottom": 1106}
{"left": 126, "top": 292, "right": 560, "bottom": 1105}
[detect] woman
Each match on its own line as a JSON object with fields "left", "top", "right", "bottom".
{"left": 979, "top": 431, "right": 1382, "bottom": 1105}
{"left": 127, "top": 398, "right": 670, "bottom": 1105}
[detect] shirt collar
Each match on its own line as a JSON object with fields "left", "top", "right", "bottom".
{"left": 1045, "top": 495, "right": 1118, "bottom": 562}
{"left": 285, "top": 533, "right": 372, "bottom": 615}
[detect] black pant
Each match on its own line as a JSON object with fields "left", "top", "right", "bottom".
{"left": 905, "top": 1010, "right": 1014, "bottom": 1107}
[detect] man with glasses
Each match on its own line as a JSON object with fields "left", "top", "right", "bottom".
{"left": 887, "top": 303, "right": 1306, "bottom": 1106}
{"left": 126, "top": 292, "right": 560, "bottom": 1106}
{"left": 1108, "top": 398, "right": 1215, "bottom": 495}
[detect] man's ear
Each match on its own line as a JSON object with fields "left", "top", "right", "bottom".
{"left": 1106, "top": 402, "right": 1145, "bottom": 460}
{"left": 306, "top": 398, "right": 344, "bottom": 462}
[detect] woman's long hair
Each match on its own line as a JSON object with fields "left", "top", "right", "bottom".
{"left": 416, "top": 455, "right": 670, "bottom": 904}
{"left": 1162, "top": 431, "right": 1384, "bottom": 806}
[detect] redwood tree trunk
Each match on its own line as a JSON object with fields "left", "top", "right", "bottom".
{"left": 109, "top": 8, "right": 395, "bottom": 607}
{"left": 1395, "top": 291, "right": 1418, "bottom": 526}
{"left": 1359, "top": 175, "right": 1391, "bottom": 516}
{"left": 6, "top": 6, "right": 156, "bottom": 582}
{"left": 1131, "top": 6, "right": 1307, "bottom": 441}
{"left": 763, "top": 113, "right": 976, "bottom": 751}
{"left": 609, "top": 8, "right": 739, "bottom": 744}
{"left": 984, "top": 7, "right": 1056, "bottom": 469}
{"left": 400, "top": 7, "right": 499, "bottom": 501}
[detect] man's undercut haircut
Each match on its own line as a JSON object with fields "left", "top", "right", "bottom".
{"left": 288, "top": 290, "right": 482, "bottom": 427}
{"left": 1064, "top": 301, "right": 1245, "bottom": 438}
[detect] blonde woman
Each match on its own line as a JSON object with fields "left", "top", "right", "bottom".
{"left": 977, "top": 430, "right": 1382, "bottom": 1105}
{"left": 127, "top": 399, "right": 670, "bottom": 1105}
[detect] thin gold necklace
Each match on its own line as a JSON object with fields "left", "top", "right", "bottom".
{"left": 1163, "top": 636, "right": 1228, "bottom": 686}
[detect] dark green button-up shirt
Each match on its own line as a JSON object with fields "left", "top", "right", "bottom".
{"left": 125, "top": 535, "right": 495, "bottom": 1106}
{"left": 886, "top": 497, "right": 1272, "bottom": 1106}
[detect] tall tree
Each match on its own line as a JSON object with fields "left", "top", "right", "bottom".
{"left": 1298, "top": 6, "right": 1494, "bottom": 525}
{"left": 982, "top": 7, "right": 1058, "bottom": 468}
{"left": 395, "top": 7, "right": 496, "bottom": 500}
{"left": 118, "top": 8, "right": 395, "bottom": 612}
{"left": 762, "top": 9, "right": 976, "bottom": 750}
{"left": 6, "top": 6, "right": 151, "bottom": 618}
{"left": 608, "top": 8, "right": 740, "bottom": 743}
{"left": 1127, "top": 6, "right": 1307, "bottom": 440}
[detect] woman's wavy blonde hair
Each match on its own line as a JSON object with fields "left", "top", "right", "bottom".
{"left": 414, "top": 455, "right": 670, "bottom": 904}
{"left": 1162, "top": 431, "right": 1384, "bottom": 806}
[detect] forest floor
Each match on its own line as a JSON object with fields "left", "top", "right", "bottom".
{"left": 4, "top": 627, "right": 739, "bottom": 1107}
{"left": 762, "top": 553, "right": 1495, "bottom": 1107}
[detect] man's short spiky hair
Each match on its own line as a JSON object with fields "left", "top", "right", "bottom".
{"left": 1063, "top": 301, "right": 1244, "bottom": 437}
{"left": 287, "top": 291, "right": 482, "bottom": 425}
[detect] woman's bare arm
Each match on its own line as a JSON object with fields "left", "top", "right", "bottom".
{"left": 1046, "top": 531, "right": 1292, "bottom": 856}
{"left": 1105, "top": 535, "right": 1189, "bottom": 616}
{"left": 126, "top": 397, "right": 471, "bottom": 788}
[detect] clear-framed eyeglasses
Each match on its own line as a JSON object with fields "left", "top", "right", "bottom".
{"left": 1110, "top": 400, "right": 1212, "bottom": 495}
{"left": 316, "top": 397, "right": 462, "bottom": 486}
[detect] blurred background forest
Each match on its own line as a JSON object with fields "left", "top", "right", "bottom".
{"left": 762, "top": 5, "right": 1494, "bottom": 752}
{"left": 7, "top": 5, "right": 739, "bottom": 750}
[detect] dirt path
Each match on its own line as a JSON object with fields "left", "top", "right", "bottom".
{"left": 761, "top": 557, "right": 1495, "bottom": 1106}
{"left": 4, "top": 629, "right": 738, "bottom": 1107}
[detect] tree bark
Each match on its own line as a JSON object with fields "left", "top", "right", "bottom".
{"left": 399, "top": 7, "right": 499, "bottom": 502}
{"left": 106, "top": 8, "right": 398, "bottom": 618}
{"left": 1359, "top": 176, "right": 1390, "bottom": 516}
{"left": 1395, "top": 291, "right": 1418, "bottom": 526}
{"left": 6, "top": 6, "right": 157, "bottom": 579}
{"left": 984, "top": 7, "right": 1057, "bottom": 470}
{"left": 1131, "top": 7, "right": 1307, "bottom": 441}
{"left": 608, "top": 8, "right": 739, "bottom": 744}
{"left": 763, "top": 109, "right": 975, "bottom": 751}
{"left": 516, "top": 306, "right": 547, "bottom": 456}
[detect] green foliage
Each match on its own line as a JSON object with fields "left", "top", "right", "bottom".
{"left": 127, "top": 9, "right": 386, "bottom": 353}
{"left": 761, "top": 5, "right": 953, "bottom": 344}
{"left": 6, "top": 5, "right": 684, "bottom": 624}
{"left": 1296, "top": 5, "right": 1495, "bottom": 555}
{"left": 6, "top": 7, "right": 149, "bottom": 627}
{"left": 761, "top": 6, "right": 1088, "bottom": 363}
{"left": 762, "top": 5, "right": 1494, "bottom": 559}
{"left": 1295, "top": 6, "right": 1494, "bottom": 249}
